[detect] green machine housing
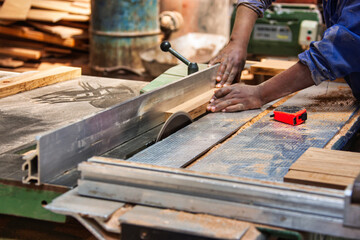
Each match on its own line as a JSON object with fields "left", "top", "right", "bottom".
{"left": 232, "top": 4, "right": 322, "bottom": 56}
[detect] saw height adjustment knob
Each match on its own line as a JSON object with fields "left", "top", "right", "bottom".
{"left": 160, "top": 41, "right": 199, "bottom": 75}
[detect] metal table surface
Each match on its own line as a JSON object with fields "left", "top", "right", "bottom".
{"left": 0, "top": 73, "right": 147, "bottom": 222}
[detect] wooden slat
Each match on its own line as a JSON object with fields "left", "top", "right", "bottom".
{"left": 0, "top": 47, "right": 42, "bottom": 60}
{"left": 0, "top": 0, "right": 31, "bottom": 20}
{"left": 0, "top": 58, "right": 24, "bottom": 68}
{"left": 0, "top": 66, "right": 81, "bottom": 98}
{"left": 165, "top": 89, "right": 215, "bottom": 120}
{"left": 250, "top": 59, "right": 297, "bottom": 76}
{"left": 295, "top": 147, "right": 360, "bottom": 166}
{"left": 284, "top": 170, "right": 353, "bottom": 190}
{"left": 290, "top": 161, "right": 360, "bottom": 178}
{"left": 31, "top": 0, "right": 90, "bottom": 15}
{"left": 26, "top": 9, "right": 68, "bottom": 23}
{"left": 29, "top": 22, "right": 85, "bottom": 39}
{"left": 284, "top": 148, "right": 360, "bottom": 189}
{"left": 0, "top": 26, "right": 87, "bottom": 50}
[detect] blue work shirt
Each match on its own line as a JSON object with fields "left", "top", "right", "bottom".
{"left": 238, "top": 0, "right": 360, "bottom": 100}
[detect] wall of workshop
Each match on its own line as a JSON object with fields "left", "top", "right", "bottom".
{"left": 161, "top": 0, "right": 231, "bottom": 40}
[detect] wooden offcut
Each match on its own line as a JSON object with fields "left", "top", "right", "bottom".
{"left": 31, "top": 0, "right": 90, "bottom": 15}
{"left": 0, "top": 47, "right": 42, "bottom": 60}
{"left": 250, "top": 59, "right": 297, "bottom": 76}
{"left": 0, "top": 0, "right": 31, "bottom": 20}
{"left": 0, "top": 26, "right": 87, "bottom": 50}
{"left": 0, "top": 66, "right": 81, "bottom": 98}
{"left": 26, "top": 9, "right": 68, "bottom": 22}
{"left": 0, "top": 58, "right": 24, "bottom": 68}
{"left": 284, "top": 147, "right": 360, "bottom": 189}
{"left": 29, "top": 22, "right": 85, "bottom": 39}
{"left": 165, "top": 89, "right": 215, "bottom": 120}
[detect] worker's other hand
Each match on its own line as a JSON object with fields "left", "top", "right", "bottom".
{"left": 207, "top": 84, "right": 263, "bottom": 112}
{"left": 209, "top": 41, "right": 246, "bottom": 88}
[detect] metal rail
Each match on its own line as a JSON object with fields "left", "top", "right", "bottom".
{"left": 71, "top": 158, "right": 360, "bottom": 239}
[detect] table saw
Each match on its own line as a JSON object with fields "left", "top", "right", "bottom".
{"left": 2, "top": 64, "right": 360, "bottom": 239}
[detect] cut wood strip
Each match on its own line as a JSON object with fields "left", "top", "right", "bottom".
{"left": 0, "top": 47, "right": 42, "bottom": 59}
{"left": 32, "top": 0, "right": 90, "bottom": 15}
{"left": 0, "top": 26, "right": 87, "bottom": 49}
{"left": 29, "top": 22, "right": 84, "bottom": 39}
{"left": 61, "top": 13, "right": 89, "bottom": 22}
{"left": 284, "top": 170, "right": 353, "bottom": 190}
{"left": 290, "top": 161, "right": 360, "bottom": 178}
{"left": 0, "top": 57, "right": 24, "bottom": 68}
{"left": 250, "top": 59, "right": 297, "bottom": 76}
{"left": 27, "top": 9, "right": 68, "bottom": 22}
{"left": 0, "top": 66, "right": 81, "bottom": 98}
{"left": 0, "top": 0, "right": 31, "bottom": 20}
{"left": 165, "top": 89, "right": 215, "bottom": 120}
{"left": 294, "top": 147, "right": 360, "bottom": 166}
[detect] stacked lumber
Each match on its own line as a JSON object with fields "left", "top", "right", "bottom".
{"left": 284, "top": 148, "right": 360, "bottom": 190}
{"left": 0, "top": 0, "right": 89, "bottom": 69}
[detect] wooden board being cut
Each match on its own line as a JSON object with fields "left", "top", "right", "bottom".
{"left": 165, "top": 88, "right": 216, "bottom": 120}
{"left": 0, "top": 0, "right": 31, "bottom": 20}
{"left": 0, "top": 66, "right": 81, "bottom": 98}
{"left": 250, "top": 59, "right": 297, "bottom": 76}
{"left": 284, "top": 147, "right": 360, "bottom": 189}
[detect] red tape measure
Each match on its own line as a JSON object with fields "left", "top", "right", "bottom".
{"left": 270, "top": 106, "right": 307, "bottom": 126}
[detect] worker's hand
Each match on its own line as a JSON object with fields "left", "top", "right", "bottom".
{"left": 209, "top": 41, "right": 247, "bottom": 88}
{"left": 207, "top": 84, "right": 263, "bottom": 112}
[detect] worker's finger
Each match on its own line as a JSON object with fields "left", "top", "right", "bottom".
{"left": 208, "top": 54, "right": 221, "bottom": 66}
{"left": 209, "top": 98, "right": 242, "bottom": 112}
{"left": 215, "top": 61, "right": 228, "bottom": 87}
{"left": 223, "top": 65, "right": 239, "bottom": 87}
{"left": 214, "top": 86, "right": 232, "bottom": 99}
{"left": 218, "top": 62, "right": 234, "bottom": 87}
{"left": 222, "top": 103, "right": 245, "bottom": 112}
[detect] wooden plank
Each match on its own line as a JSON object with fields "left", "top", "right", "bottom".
{"left": 294, "top": 147, "right": 360, "bottom": 166}
{"left": 26, "top": 9, "right": 68, "bottom": 23}
{"left": 29, "top": 22, "right": 85, "bottom": 39}
{"left": 290, "top": 161, "right": 360, "bottom": 178}
{"left": 61, "top": 13, "right": 89, "bottom": 22}
{"left": 250, "top": 59, "right": 297, "bottom": 76}
{"left": 284, "top": 170, "right": 353, "bottom": 190}
{"left": 0, "top": 0, "right": 31, "bottom": 20}
{"left": 0, "top": 47, "right": 42, "bottom": 60}
{"left": 165, "top": 89, "right": 215, "bottom": 120}
{"left": 31, "top": 0, "right": 90, "bottom": 15}
{"left": 0, "top": 26, "right": 88, "bottom": 50}
{"left": 0, "top": 58, "right": 24, "bottom": 68}
{"left": 0, "top": 66, "right": 81, "bottom": 98}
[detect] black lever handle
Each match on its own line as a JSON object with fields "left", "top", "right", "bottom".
{"left": 160, "top": 41, "right": 199, "bottom": 75}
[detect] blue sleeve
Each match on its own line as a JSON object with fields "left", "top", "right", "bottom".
{"left": 237, "top": 0, "right": 274, "bottom": 17}
{"left": 298, "top": 1, "right": 360, "bottom": 85}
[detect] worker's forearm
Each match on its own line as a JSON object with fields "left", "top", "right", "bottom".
{"left": 258, "top": 62, "right": 315, "bottom": 104}
{"left": 230, "top": 5, "right": 258, "bottom": 49}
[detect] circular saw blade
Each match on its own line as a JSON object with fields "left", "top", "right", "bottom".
{"left": 156, "top": 111, "right": 193, "bottom": 142}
